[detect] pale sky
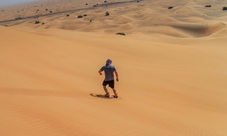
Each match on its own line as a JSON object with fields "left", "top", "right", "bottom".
{"left": 0, "top": 0, "right": 36, "bottom": 6}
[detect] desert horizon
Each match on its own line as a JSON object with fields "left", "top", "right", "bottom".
{"left": 0, "top": 0, "right": 227, "bottom": 135}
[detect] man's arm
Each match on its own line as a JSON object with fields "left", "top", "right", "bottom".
{"left": 114, "top": 70, "right": 119, "bottom": 81}
{"left": 98, "top": 70, "right": 103, "bottom": 75}
{"left": 99, "top": 66, "right": 104, "bottom": 75}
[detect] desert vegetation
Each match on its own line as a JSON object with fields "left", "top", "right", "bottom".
{"left": 116, "top": 32, "right": 125, "bottom": 36}
{"left": 205, "top": 5, "right": 211, "bottom": 7}
{"left": 105, "top": 11, "right": 110, "bottom": 16}
{"left": 35, "top": 20, "right": 40, "bottom": 24}
{"left": 223, "top": 7, "right": 227, "bottom": 10}
{"left": 78, "top": 15, "right": 83, "bottom": 18}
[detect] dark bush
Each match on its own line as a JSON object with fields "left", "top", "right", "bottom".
{"left": 83, "top": 14, "right": 87, "bottom": 16}
{"left": 35, "top": 20, "right": 40, "bottom": 24}
{"left": 168, "top": 7, "right": 173, "bottom": 9}
{"left": 42, "top": 23, "right": 45, "bottom": 25}
{"left": 223, "top": 7, "right": 227, "bottom": 10}
{"left": 50, "top": 11, "right": 52, "bottom": 13}
{"left": 105, "top": 11, "right": 110, "bottom": 16}
{"left": 116, "top": 32, "right": 126, "bottom": 36}
{"left": 66, "top": 14, "right": 70, "bottom": 17}
{"left": 78, "top": 15, "right": 83, "bottom": 18}
{"left": 205, "top": 5, "right": 211, "bottom": 7}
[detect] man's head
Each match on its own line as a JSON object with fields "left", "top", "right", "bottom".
{"left": 106, "top": 58, "right": 112, "bottom": 64}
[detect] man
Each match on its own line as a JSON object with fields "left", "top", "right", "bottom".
{"left": 98, "top": 58, "right": 119, "bottom": 98}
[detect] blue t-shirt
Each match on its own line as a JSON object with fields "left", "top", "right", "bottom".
{"left": 100, "top": 64, "right": 116, "bottom": 81}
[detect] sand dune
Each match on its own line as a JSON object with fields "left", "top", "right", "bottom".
{"left": 1, "top": 0, "right": 227, "bottom": 136}
{"left": 1, "top": 0, "right": 227, "bottom": 37}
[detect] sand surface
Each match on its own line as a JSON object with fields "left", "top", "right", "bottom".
{"left": 0, "top": 0, "right": 227, "bottom": 135}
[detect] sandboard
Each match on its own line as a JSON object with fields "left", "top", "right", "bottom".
{"left": 90, "top": 93, "right": 117, "bottom": 99}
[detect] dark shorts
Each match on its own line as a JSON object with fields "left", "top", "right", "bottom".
{"left": 102, "top": 80, "right": 114, "bottom": 88}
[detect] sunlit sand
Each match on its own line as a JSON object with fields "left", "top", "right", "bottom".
{"left": 0, "top": 0, "right": 227, "bottom": 135}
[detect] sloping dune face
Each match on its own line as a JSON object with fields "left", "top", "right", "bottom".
{"left": 0, "top": 0, "right": 227, "bottom": 136}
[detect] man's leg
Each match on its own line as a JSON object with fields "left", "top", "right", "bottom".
{"left": 103, "top": 85, "right": 109, "bottom": 96}
{"left": 112, "top": 88, "right": 118, "bottom": 98}
{"left": 102, "top": 81, "right": 109, "bottom": 96}
{"left": 109, "top": 80, "right": 118, "bottom": 98}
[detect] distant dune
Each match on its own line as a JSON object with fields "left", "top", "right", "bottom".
{"left": 1, "top": 0, "right": 227, "bottom": 37}
{"left": 0, "top": 0, "right": 227, "bottom": 136}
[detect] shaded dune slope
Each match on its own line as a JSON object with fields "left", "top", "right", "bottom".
{"left": 171, "top": 22, "right": 227, "bottom": 37}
